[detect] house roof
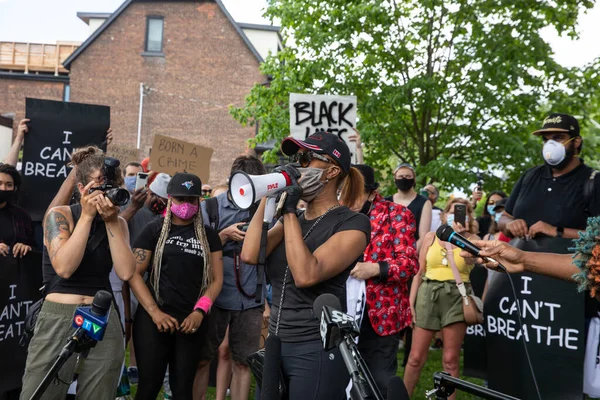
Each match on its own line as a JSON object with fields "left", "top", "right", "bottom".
{"left": 63, "top": 0, "right": 266, "bottom": 69}
{"left": 76, "top": 12, "right": 112, "bottom": 25}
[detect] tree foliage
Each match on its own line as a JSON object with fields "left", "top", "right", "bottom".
{"left": 231, "top": 0, "right": 599, "bottom": 193}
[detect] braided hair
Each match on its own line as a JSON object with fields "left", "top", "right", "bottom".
{"left": 151, "top": 198, "right": 213, "bottom": 304}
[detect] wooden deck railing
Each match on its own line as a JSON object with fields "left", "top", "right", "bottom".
{"left": 0, "top": 41, "right": 79, "bottom": 75}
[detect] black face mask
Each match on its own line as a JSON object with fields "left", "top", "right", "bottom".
{"left": 150, "top": 197, "right": 167, "bottom": 215}
{"left": 359, "top": 200, "right": 372, "bottom": 216}
{"left": 395, "top": 178, "right": 415, "bottom": 192}
{"left": 0, "top": 190, "right": 16, "bottom": 204}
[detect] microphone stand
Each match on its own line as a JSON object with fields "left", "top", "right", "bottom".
{"left": 30, "top": 328, "right": 97, "bottom": 400}
{"left": 426, "top": 372, "right": 521, "bottom": 400}
{"left": 339, "top": 334, "right": 383, "bottom": 400}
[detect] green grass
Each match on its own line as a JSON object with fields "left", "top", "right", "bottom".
{"left": 124, "top": 348, "right": 483, "bottom": 400}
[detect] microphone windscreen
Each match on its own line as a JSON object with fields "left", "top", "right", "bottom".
{"left": 312, "top": 293, "right": 341, "bottom": 319}
{"left": 436, "top": 224, "right": 453, "bottom": 242}
{"left": 387, "top": 376, "right": 410, "bottom": 400}
{"left": 261, "top": 335, "right": 282, "bottom": 400}
{"left": 91, "top": 290, "right": 112, "bottom": 317}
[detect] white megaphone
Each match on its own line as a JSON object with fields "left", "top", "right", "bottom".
{"left": 229, "top": 170, "right": 293, "bottom": 210}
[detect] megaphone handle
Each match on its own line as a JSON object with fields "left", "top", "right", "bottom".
{"left": 264, "top": 196, "right": 278, "bottom": 223}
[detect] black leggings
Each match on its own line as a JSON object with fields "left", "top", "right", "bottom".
{"left": 133, "top": 307, "right": 207, "bottom": 400}
{"left": 257, "top": 339, "right": 349, "bottom": 400}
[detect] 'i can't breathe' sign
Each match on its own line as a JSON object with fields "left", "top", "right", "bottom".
{"left": 21, "top": 98, "right": 109, "bottom": 221}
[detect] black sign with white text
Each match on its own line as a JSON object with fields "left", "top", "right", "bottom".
{"left": 0, "top": 252, "right": 43, "bottom": 392}
{"left": 484, "top": 237, "right": 585, "bottom": 399}
{"left": 21, "top": 98, "right": 109, "bottom": 221}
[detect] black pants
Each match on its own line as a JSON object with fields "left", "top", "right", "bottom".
{"left": 256, "top": 339, "right": 348, "bottom": 400}
{"left": 357, "top": 319, "right": 401, "bottom": 399}
{"left": 133, "top": 307, "right": 207, "bottom": 400}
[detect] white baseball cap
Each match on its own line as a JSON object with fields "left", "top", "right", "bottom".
{"left": 149, "top": 173, "right": 170, "bottom": 199}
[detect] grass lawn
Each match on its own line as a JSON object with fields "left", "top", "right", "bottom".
{"left": 125, "top": 348, "right": 484, "bottom": 400}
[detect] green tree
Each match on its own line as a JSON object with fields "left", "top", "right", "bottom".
{"left": 231, "top": 0, "right": 597, "bottom": 193}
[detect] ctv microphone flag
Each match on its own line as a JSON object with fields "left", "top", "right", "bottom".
{"left": 72, "top": 290, "right": 112, "bottom": 341}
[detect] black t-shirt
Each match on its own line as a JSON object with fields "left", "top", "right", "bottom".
{"left": 266, "top": 207, "right": 371, "bottom": 343}
{"left": 505, "top": 162, "right": 600, "bottom": 231}
{"left": 133, "top": 219, "right": 222, "bottom": 320}
{"left": 0, "top": 204, "right": 33, "bottom": 247}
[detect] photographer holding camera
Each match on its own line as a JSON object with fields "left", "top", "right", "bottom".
{"left": 20, "top": 146, "right": 135, "bottom": 400}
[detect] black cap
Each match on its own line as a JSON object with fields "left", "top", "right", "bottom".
{"left": 493, "top": 198, "right": 507, "bottom": 212}
{"left": 532, "top": 113, "right": 580, "bottom": 136}
{"left": 354, "top": 164, "right": 379, "bottom": 191}
{"left": 167, "top": 172, "right": 202, "bottom": 197}
{"left": 281, "top": 132, "right": 351, "bottom": 172}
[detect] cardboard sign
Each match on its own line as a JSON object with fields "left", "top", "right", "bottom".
{"left": 21, "top": 98, "right": 109, "bottom": 221}
{"left": 289, "top": 93, "right": 358, "bottom": 162}
{"left": 485, "top": 237, "right": 585, "bottom": 400}
{"left": 0, "top": 251, "right": 43, "bottom": 392}
{"left": 106, "top": 145, "right": 140, "bottom": 168}
{"left": 150, "top": 134, "right": 213, "bottom": 183}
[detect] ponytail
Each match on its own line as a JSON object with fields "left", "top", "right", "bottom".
{"left": 339, "top": 167, "right": 365, "bottom": 209}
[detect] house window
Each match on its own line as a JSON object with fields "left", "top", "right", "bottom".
{"left": 63, "top": 84, "right": 70, "bottom": 102}
{"left": 145, "top": 17, "right": 164, "bottom": 53}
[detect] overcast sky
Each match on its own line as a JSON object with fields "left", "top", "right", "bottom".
{"left": 0, "top": 0, "right": 598, "bottom": 68}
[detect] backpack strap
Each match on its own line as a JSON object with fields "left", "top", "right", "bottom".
{"left": 583, "top": 170, "right": 598, "bottom": 214}
{"left": 204, "top": 197, "right": 220, "bottom": 231}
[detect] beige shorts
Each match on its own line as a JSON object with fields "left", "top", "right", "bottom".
{"left": 415, "top": 277, "right": 472, "bottom": 331}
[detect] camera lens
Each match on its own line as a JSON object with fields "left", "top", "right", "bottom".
{"left": 105, "top": 188, "right": 131, "bottom": 206}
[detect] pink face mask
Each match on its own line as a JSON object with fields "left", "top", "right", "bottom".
{"left": 170, "top": 202, "right": 198, "bottom": 220}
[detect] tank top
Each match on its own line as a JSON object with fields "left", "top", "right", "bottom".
{"left": 425, "top": 238, "right": 473, "bottom": 282}
{"left": 385, "top": 194, "right": 428, "bottom": 240}
{"left": 43, "top": 204, "right": 113, "bottom": 296}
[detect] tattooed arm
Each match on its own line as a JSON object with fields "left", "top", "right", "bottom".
{"left": 44, "top": 205, "right": 93, "bottom": 278}
{"left": 128, "top": 248, "right": 159, "bottom": 313}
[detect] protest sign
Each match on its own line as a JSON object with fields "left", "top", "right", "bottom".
{"left": 289, "top": 93, "right": 358, "bottom": 162}
{"left": 150, "top": 134, "right": 213, "bottom": 183}
{"left": 463, "top": 266, "right": 488, "bottom": 379}
{"left": 484, "top": 237, "right": 584, "bottom": 400}
{"left": 0, "top": 252, "right": 43, "bottom": 392}
{"left": 21, "top": 98, "right": 109, "bottom": 221}
{"left": 106, "top": 145, "right": 140, "bottom": 168}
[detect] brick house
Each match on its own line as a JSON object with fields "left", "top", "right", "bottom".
{"left": 0, "top": 0, "right": 281, "bottom": 184}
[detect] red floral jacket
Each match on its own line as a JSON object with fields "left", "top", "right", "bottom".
{"left": 364, "top": 194, "right": 418, "bottom": 336}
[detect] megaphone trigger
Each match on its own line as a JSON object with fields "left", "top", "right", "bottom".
{"left": 275, "top": 191, "right": 288, "bottom": 217}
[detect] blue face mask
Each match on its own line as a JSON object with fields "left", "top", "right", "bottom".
{"left": 494, "top": 211, "right": 503, "bottom": 223}
{"left": 124, "top": 176, "right": 136, "bottom": 193}
{"left": 487, "top": 205, "right": 496, "bottom": 216}
{"left": 446, "top": 213, "right": 469, "bottom": 227}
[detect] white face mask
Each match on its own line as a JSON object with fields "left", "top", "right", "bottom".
{"left": 542, "top": 140, "right": 566, "bottom": 166}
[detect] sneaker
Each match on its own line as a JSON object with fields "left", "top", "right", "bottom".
{"left": 127, "top": 367, "right": 139, "bottom": 385}
{"left": 163, "top": 369, "right": 172, "bottom": 399}
{"left": 164, "top": 394, "right": 172, "bottom": 400}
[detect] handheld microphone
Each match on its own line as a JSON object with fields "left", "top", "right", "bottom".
{"left": 72, "top": 290, "right": 112, "bottom": 341}
{"left": 436, "top": 224, "right": 482, "bottom": 257}
{"left": 436, "top": 224, "right": 504, "bottom": 271}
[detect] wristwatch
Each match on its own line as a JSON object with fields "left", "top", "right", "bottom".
{"left": 556, "top": 226, "right": 564, "bottom": 238}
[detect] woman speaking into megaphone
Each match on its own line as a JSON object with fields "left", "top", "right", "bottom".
{"left": 241, "top": 132, "right": 371, "bottom": 400}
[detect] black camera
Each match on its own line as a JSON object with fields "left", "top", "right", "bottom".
{"left": 88, "top": 157, "right": 130, "bottom": 206}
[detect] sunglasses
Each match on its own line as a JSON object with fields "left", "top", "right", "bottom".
{"left": 290, "top": 151, "right": 333, "bottom": 167}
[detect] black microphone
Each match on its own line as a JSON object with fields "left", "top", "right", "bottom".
{"left": 386, "top": 376, "right": 409, "bottom": 400}
{"left": 436, "top": 224, "right": 505, "bottom": 272}
{"left": 313, "top": 294, "right": 382, "bottom": 400}
{"left": 436, "top": 224, "right": 482, "bottom": 256}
